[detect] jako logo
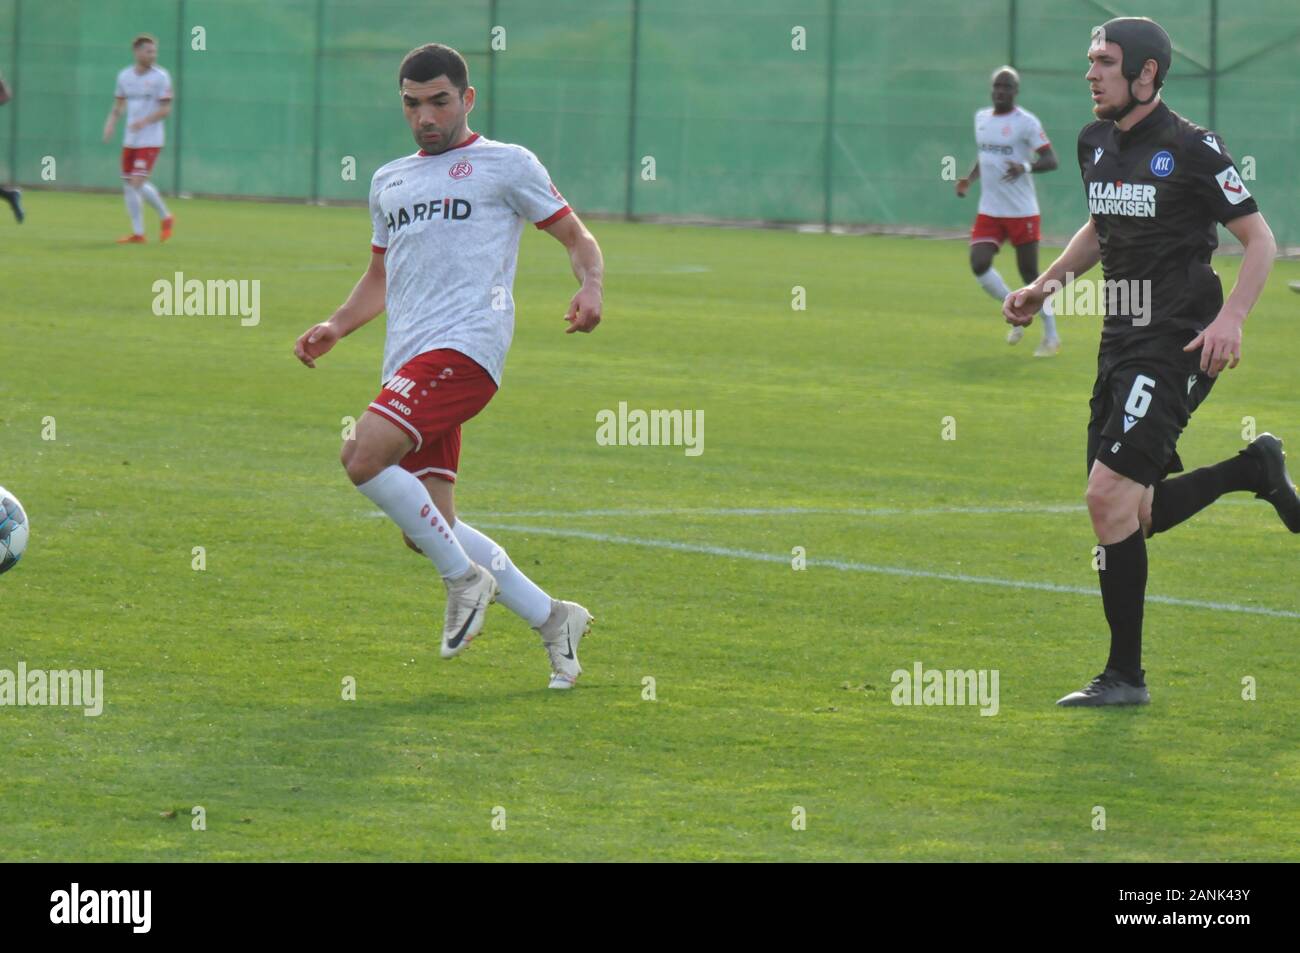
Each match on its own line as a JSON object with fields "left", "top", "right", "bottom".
{"left": 50, "top": 883, "right": 151, "bottom": 933}
{"left": 595, "top": 402, "right": 704, "bottom": 457}
{"left": 891, "top": 661, "right": 1000, "bottom": 716}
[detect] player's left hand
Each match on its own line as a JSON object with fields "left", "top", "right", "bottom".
{"left": 1184, "top": 314, "right": 1243, "bottom": 377}
{"left": 1001, "top": 160, "right": 1026, "bottom": 183}
{"left": 1003, "top": 284, "right": 1043, "bottom": 326}
{"left": 564, "top": 284, "right": 602, "bottom": 334}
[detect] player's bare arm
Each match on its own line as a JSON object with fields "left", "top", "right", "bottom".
{"left": 294, "top": 250, "right": 387, "bottom": 368}
{"left": 1003, "top": 218, "right": 1101, "bottom": 324}
{"left": 130, "top": 98, "right": 172, "bottom": 133}
{"left": 1002, "top": 143, "right": 1059, "bottom": 182}
{"left": 102, "top": 95, "right": 125, "bottom": 142}
{"left": 956, "top": 159, "right": 979, "bottom": 197}
{"left": 0, "top": 75, "right": 11, "bottom": 106}
{"left": 1183, "top": 211, "right": 1277, "bottom": 377}
{"left": 545, "top": 211, "right": 604, "bottom": 334}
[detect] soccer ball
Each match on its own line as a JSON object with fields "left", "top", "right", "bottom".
{"left": 0, "top": 486, "right": 29, "bottom": 575}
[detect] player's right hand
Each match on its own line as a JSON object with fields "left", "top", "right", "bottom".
{"left": 955, "top": 178, "right": 969, "bottom": 198}
{"left": 294, "top": 322, "right": 340, "bottom": 368}
{"left": 1003, "top": 285, "right": 1043, "bottom": 327}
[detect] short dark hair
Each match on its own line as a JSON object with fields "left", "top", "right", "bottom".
{"left": 132, "top": 33, "right": 157, "bottom": 49}
{"left": 399, "top": 44, "right": 468, "bottom": 94}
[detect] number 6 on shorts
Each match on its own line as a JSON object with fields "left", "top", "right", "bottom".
{"left": 1124, "top": 374, "right": 1156, "bottom": 419}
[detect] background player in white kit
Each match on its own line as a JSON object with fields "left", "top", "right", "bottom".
{"left": 293, "top": 44, "right": 605, "bottom": 689}
{"left": 0, "top": 70, "right": 23, "bottom": 222}
{"left": 956, "top": 67, "right": 1060, "bottom": 355}
{"left": 103, "top": 34, "right": 174, "bottom": 244}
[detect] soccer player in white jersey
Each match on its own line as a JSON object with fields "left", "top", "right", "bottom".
{"left": 294, "top": 44, "right": 605, "bottom": 690}
{"left": 0, "top": 70, "right": 23, "bottom": 222}
{"left": 956, "top": 67, "right": 1060, "bottom": 355}
{"left": 103, "top": 34, "right": 174, "bottom": 244}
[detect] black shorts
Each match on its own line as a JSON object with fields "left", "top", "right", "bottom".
{"left": 1086, "top": 337, "right": 1215, "bottom": 486}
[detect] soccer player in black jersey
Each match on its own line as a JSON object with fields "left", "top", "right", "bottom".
{"left": 1003, "top": 17, "right": 1300, "bottom": 707}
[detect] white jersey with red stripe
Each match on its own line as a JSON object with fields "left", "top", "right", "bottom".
{"left": 369, "top": 133, "right": 570, "bottom": 387}
{"left": 974, "top": 105, "right": 1049, "bottom": 217}
{"left": 115, "top": 65, "right": 172, "bottom": 148}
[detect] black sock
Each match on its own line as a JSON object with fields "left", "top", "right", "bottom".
{"left": 1149, "top": 452, "right": 1262, "bottom": 535}
{"left": 1099, "top": 528, "right": 1147, "bottom": 682}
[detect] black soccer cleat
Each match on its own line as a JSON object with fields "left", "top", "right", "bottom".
{"left": 1, "top": 187, "right": 22, "bottom": 224}
{"left": 1243, "top": 433, "right": 1300, "bottom": 533}
{"left": 1056, "top": 668, "right": 1150, "bottom": 707}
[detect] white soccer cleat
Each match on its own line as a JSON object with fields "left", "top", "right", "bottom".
{"left": 1006, "top": 325, "right": 1025, "bottom": 345}
{"left": 440, "top": 563, "right": 500, "bottom": 659}
{"left": 1033, "top": 337, "right": 1061, "bottom": 357}
{"left": 535, "top": 600, "right": 594, "bottom": 690}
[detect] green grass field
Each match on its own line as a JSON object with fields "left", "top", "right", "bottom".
{"left": 2, "top": 191, "right": 1297, "bottom": 861}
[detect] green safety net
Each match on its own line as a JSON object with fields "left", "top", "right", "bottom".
{"left": 1, "top": 0, "right": 1295, "bottom": 245}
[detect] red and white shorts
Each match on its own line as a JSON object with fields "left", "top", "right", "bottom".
{"left": 365, "top": 349, "right": 497, "bottom": 484}
{"left": 121, "top": 147, "right": 162, "bottom": 178}
{"left": 970, "top": 213, "right": 1040, "bottom": 247}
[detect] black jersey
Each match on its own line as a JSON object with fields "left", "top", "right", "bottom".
{"left": 1076, "top": 102, "right": 1258, "bottom": 353}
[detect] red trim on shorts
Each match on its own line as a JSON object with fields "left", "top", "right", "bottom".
{"left": 411, "top": 466, "right": 458, "bottom": 484}
{"left": 535, "top": 205, "right": 572, "bottom": 229}
{"left": 366, "top": 402, "right": 423, "bottom": 451}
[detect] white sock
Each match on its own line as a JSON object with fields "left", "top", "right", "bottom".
{"left": 452, "top": 519, "right": 552, "bottom": 627}
{"left": 357, "top": 467, "right": 471, "bottom": 579}
{"left": 975, "top": 266, "right": 1011, "bottom": 302}
{"left": 123, "top": 185, "right": 144, "bottom": 235}
{"left": 1039, "top": 295, "right": 1059, "bottom": 341}
{"left": 139, "top": 181, "right": 170, "bottom": 219}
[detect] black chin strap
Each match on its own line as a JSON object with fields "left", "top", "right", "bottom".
{"left": 1112, "top": 76, "right": 1159, "bottom": 122}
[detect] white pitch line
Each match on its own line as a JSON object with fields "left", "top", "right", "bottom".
{"left": 473, "top": 521, "right": 1300, "bottom": 621}
{"left": 367, "top": 501, "right": 1255, "bottom": 520}
{"left": 477, "top": 504, "right": 1090, "bottom": 518}
{"left": 472, "top": 501, "right": 1254, "bottom": 519}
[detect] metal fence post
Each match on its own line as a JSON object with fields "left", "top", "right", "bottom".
{"left": 1008, "top": 0, "right": 1017, "bottom": 69}
{"left": 822, "top": 0, "right": 837, "bottom": 230}
{"left": 174, "top": 0, "right": 185, "bottom": 195}
{"left": 1208, "top": 0, "right": 1218, "bottom": 130}
{"left": 624, "top": 0, "right": 639, "bottom": 219}
{"left": 9, "top": 0, "right": 21, "bottom": 183}
{"left": 487, "top": 0, "right": 498, "bottom": 138}
{"left": 311, "top": 0, "right": 324, "bottom": 201}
